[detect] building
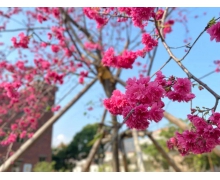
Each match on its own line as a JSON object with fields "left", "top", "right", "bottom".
{"left": 72, "top": 160, "right": 99, "bottom": 172}
{"left": 0, "top": 82, "right": 57, "bottom": 172}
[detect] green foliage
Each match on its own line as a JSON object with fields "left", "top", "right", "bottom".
{"left": 33, "top": 161, "right": 55, "bottom": 172}
{"left": 45, "top": 105, "right": 51, "bottom": 112}
{"left": 207, "top": 17, "right": 216, "bottom": 28}
{"left": 87, "top": 132, "right": 103, "bottom": 147}
{"left": 65, "top": 123, "right": 99, "bottom": 159}
{"left": 183, "top": 152, "right": 220, "bottom": 172}
{"left": 142, "top": 139, "right": 170, "bottom": 171}
{"left": 52, "top": 123, "right": 104, "bottom": 171}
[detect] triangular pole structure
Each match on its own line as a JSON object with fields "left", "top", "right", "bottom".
{"left": 0, "top": 78, "right": 97, "bottom": 172}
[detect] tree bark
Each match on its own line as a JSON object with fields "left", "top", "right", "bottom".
{"left": 132, "top": 129, "right": 145, "bottom": 172}
{"left": 99, "top": 67, "right": 120, "bottom": 172}
{"left": 207, "top": 153, "right": 214, "bottom": 172}
{"left": 111, "top": 115, "right": 120, "bottom": 172}
{"left": 119, "top": 138, "right": 129, "bottom": 172}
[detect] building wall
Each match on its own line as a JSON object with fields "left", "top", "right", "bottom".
{"left": 0, "top": 113, "right": 54, "bottom": 172}
{"left": 0, "top": 83, "right": 56, "bottom": 172}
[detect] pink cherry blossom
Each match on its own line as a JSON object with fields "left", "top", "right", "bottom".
{"left": 142, "top": 33, "right": 158, "bottom": 52}
{"left": 207, "top": 21, "right": 220, "bottom": 42}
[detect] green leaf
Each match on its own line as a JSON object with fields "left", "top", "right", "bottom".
{"left": 87, "top": 133, "right": 103, "bottom": 147}
{"left": 45, "top": 105, "right": 51, "bottom": 112}
{"left": 207, "top": 17, "right": 216, "bottom": 28}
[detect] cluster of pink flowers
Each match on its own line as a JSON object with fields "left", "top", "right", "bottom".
{"left": 0, "top": 84, "right": 55, "bottom": 146}
{"left": 0, "top": 8, "right": 93, "bottom": 147}
{"left": 103, "top": 90, "right": 128, "bottom": 116}
{"left": 207, "top": 21, "right": 220, "bottom": 42}
{"left": 0, "top": 81, "right": 21, "bottom": 103}
{"left": 118, "top": 8, "right": 155, "bottom": 29}
{"left": 45, "top": 71, "right": 64, "bottom": 84}
{"left": 11, "top": 32, "right": 30, "bottom": 48}
{"left": 78, "top": 76, "right": 84, "bottom": 84}
{"left": 35, "top": 7, "right": 60, "bottom": 23}
{"left": 166, "top": 78, "right": 195, "bottom": 102}
{"left": 1, "top": 133, "right": 17, "bottom": 146}
{"left": 37, "top": 14, "right": 47, "bottom": 23}
{"left": 83, "top": 7, "right": 155, "bottom": 29}
{"left": 16, "top": 60, "right": 26, "bottom": 70}
{"left": 20, "top": 131, "right": 27, "bottom": 139}
{"left": 155, "top": 71, "right": 195, "bottom": 103}
{"left": 78, "top": 70, "right": 88, "bottom": 84}
{"left": 130, "top": 8, "right": 155, "bottom": 29}
{"left": 163, "top": 20, "right": 175, "bottom": 38}
{"left": 84, "top": 42, "right": 101, "bottom": 51}
{"left": 155, "top": 9, "right": 164, "bottom": 20}
{"left": 34, "top": 58, "right": 51, "bottom": 70}
{"left": 83, "top": 8, "right": 108, "bottom": 28}
{"left": 102, "top": 33, "right": 158, "bottom": 69}
{"left": 51, "top": 26, "right": 65, "bottom": 42}
{"left": 117, "top": 8, "right": 132, "bottom": 16}
{"left": 168, "top": 113, "right": 220, "bottom": 155}
{"left": 102, "top": 47, "right": 137, "bottom": 69}
{"left": 51, "top": 44, "right": 60, "bottom": 53}
{"left": 104, "top": 71, "right": 195, "bottom": 130}
{"left": 52, "top": 105, "right": 61, "bottom": 112}
{"left": 142, "top": 33, "right": 158, "bottom": 52}
{"left": 104, "top": 76, "right": 165, "bottom": 130}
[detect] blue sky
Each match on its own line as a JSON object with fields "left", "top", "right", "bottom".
{"left": 1, "top": 7, "right": 220, "bottom": 147}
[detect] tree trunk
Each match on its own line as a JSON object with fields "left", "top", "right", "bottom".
{"left": 100, "top": 70, "right": 120, "bottom": 172}
{"left": 207, "top": 153, "right": 214, "bottom": 172}
{"left": 132, "top": 129, "right": 145, "bottom": 172}
{"left": 119, "top": 138, "right": 129, "bottom": 172}
{"left": 111, "top": 115, "right": 120, "bottom": 172}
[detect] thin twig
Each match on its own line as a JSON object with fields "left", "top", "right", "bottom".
{"left": 154, "top": 17, "right": 220, "bottom": 111}
{"left": 0, "top": 27, "right": 49, "bottom": 33}
{"left": 150, "top": 57, "right": 172, "bottom": 79}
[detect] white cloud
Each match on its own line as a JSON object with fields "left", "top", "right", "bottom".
{"left": 57, "top": 134, "right": 65, "bottom": 141}
{"left": 52, "top": 134, "right": 71, "bottom": 147}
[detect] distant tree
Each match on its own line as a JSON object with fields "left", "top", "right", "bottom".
{"left": 52, "top": 123, "right": 105, "bottom": 171}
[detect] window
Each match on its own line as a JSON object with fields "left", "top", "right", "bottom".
{"left": 39, "top": 156, "right": 46, "bottom": 162}
{"left": 23, "top": 163, "right": 32, "bottom": 172}
{"left": 11, "top": 160, "right": 22, "bottom": 172}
